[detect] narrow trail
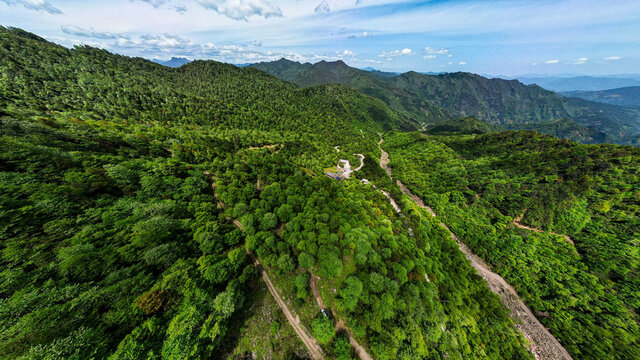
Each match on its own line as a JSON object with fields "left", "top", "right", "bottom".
{"left": 377, "top": 137, "right": 573, "bottom": 360}
{"left": 309, "top": 275, "right": 374, "bottom": 360}
{"left": 231, "top": 217, "right": 325, "bottom": 360}
{"left": 514, "top": 212, "right": 575, "bottom": 246}
{"left": 246, "top": 144, "right": 279, "bottom": 151}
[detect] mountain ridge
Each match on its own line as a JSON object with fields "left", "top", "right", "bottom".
{"left": 562, "top": 86, "right": 640, "bottom": 108}
{"left": 153, "top": 56, "right": 191, "bottom": 68}
{"left": 252, "top": 59, "right": 640, "bottom": 145}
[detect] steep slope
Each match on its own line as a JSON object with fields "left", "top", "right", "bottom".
{"left": 252, "top": 59, "right": 451, "bottom": 125}
{"left": 378, "top": 137, "right": 573, "bottom": 360}
{"left": 252, "top": 60, "right": 640, "bottom": 145}
{"left": 0, "top": 28, "right": 413, "bottom": 138}
{"left": 562, "top": 86, "right": 640, "bottom": 108}
{"left": 383, "top": 131, "right": 640, "bottom": 360}
{"left": 509, "top": 118, "right": 609, "bottom": 144}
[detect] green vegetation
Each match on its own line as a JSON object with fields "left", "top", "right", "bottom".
{"left": 0, "top": 26, "right": 536, "bottom": 360}
{"left": 507, "top": 118, "right": 608, "bottom": 144}
{"left": 225, "top": 282, "right": 306, "bottom": 359}
{"left": 312, "top": 315, "right": 335, "bottom": 345}
{"left": 3, "top": 25, "right": 637, "bottom": 360}
{"left": 562, "top": 86, "right": 640, "bottom": 109}
{"left": 383, "top": 131, "right": 640, "bottom": 359}
{"left": 252, "top": 59, "right": 640, "bottom": 145}
{"left": 424, "top": 116, "right": 500, "bottom": 135}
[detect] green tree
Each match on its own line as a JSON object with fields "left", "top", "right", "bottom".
{"left": 340, "top": 276, "right": 363, "bottom": 312}
{"left": 294, "top": 273, "right": 309, "bottom": 299}
{"left": 261, "top": 212, "right": 278, "bottom": 230}
{"left": 312, "top": 315, "right": 335, "bottom": 345}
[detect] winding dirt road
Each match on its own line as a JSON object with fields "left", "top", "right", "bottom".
{"left": 378, "top": 137, "right": 573, "bottom": 360}
{"left": 231, "top": 221, "right": 325, "bottom": 360}
{"left": 514, "top": 212, "right": 575, "bottom": 246}
{"left": 309, "top": 275, "right": 373, "bottom": 360}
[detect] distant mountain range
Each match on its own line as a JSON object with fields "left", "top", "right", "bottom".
{"left": 516, "top": 75, "right": 640, "bottom": 92}
{"left": 252, "top": 59, "right": 640, "bottom": 145}
{"left": 562, "top": 86, "right": 640, "bottom": 109}
{"left": 153, "top": 57, "right": 191, "bottom": 68}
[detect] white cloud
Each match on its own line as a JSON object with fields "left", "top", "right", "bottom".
{"left": 129, "top": 33, "right": 194, "bottom": 51}
{"left": 61, "top": 25, "right": 130, "bottom": 40}
{"left": 545, "top": 59, "right": 559, "bottom": 64}
{"left": 314, "top": 0, "right": 329, "bottom": 14}
{"left": 76, "top": 31, "right": 351, "bottom": 65}
{"left": 604, "top": 56, "right": 621, "bottom": 60}
{"left": 252, "top": 40, "right": 262, "bottom": 46}
{"left": 531, "top": 62, "right": 538, "bottom": 66}
{"left": 348, "top": 31, "right": 371, "bottom": 39}
{"left": 424, "top": 46, "right": 449, "bottom": 55}
{"left": 458, "top": 61, "right": 466, "bottom": 65}
{"left": 379, "top": 48, "right": 414, "bottom": 58}
{"left": 132, "top": 0, "right": 167, "bottom": 8}
{"left": 423, "top": 55, "right": 435, "bottom": 59}
{"left": 572, "top": 57, "right": 588, "bottom": 64}
{"left": 196, "top": 0, "right": 282, "bottom": 21}
{"left": 1, "top": 0, "right": 62, "bottom": 14}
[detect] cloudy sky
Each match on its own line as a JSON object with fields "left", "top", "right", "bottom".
{"left": 1, "top": 0, "right": 639, "bottom": 75}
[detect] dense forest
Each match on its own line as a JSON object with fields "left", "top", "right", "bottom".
{"left": 252, "top": 59, "right": 640, "bottom": 145}
{"left": 0, "top": 26, "right": 538, "bottom": 359}
{"left": 382, "top": 131, "right": 640, "bottom": 359}
{"left": 1, "top": 26, "right": 638, "bottom": 360}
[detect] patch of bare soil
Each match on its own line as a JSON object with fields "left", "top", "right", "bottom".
{"left": 309, "top": 275, "right": 373, "bottom": 360}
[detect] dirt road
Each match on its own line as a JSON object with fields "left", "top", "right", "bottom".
{"left": 378, "top": 136, "right": 573, "bottom": 360}
{"left": 514, "top": 212, "right": 575, "bottom": 246}
{"left": 309, "top": 275, "right": 373, "bottom": 360}
{"left": 353, "top": 154, "right": 365, "bottom": 171}
{"left": 338, "top": 154, "right": 365, "bottom": 179}
{"left": 378, "top": 138, "right": 392, "bottom": 177}
{"left": 231, "top": 220, "right": 325, "bottom": 360}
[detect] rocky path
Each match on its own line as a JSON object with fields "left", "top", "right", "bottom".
{"left": 377, "top": 136, "right": 573, "bottom": 360}
{"left": 309, "top": 275, "right": 373, "bottom": 360}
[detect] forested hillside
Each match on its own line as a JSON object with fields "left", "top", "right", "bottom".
{"left": 383, "top": 131, "right": 640, "bottom": 359}
{"left": 1, "top": 26, "right": 540, "bottom": 360}
{"left": 252, "top": 59, "right": 640, "bottom": 145}
{"left": 252, "top": 59, "right": 452, "bottom": 125}
{"left": 562, "top": 86, "right": 640, "bottom": 109}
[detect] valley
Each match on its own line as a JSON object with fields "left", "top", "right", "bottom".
{"left": 253, "top": 59, "right": 640, "bottom": 145}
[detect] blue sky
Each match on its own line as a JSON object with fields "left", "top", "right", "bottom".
{"left": 1, "top": 0, "right": 639, "bottom": 76}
